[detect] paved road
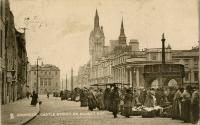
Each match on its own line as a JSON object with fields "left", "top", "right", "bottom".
{"left": 27, "top": 95, "right": 193, "bottom": 125}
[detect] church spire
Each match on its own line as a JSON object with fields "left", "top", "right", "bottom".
{"left": 94, "top": 9, "right": 100, "bottom": 29}
{"left": 120, "top": 18, "right": 125, "bottom": 36}
{"left": 119, "top": 18, "right": 126, "bottom": 44}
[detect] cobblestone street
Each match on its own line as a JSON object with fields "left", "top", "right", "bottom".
{"left": 26, "top": 95, "right": 193, "bottom": 125}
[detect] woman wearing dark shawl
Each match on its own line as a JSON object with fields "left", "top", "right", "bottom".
{"left": 110, "top": 86, "right": 120, "bottom": 118}
{"left": 172, "top": 88, "right": 182, "bottom": 120}
{"left": 191, "top": 87, "right": 199, "bottom": 124}
{"left": 181, "top": 86, "right": 191, "bottom": 123}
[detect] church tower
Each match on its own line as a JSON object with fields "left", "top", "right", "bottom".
{"left": 89, "top": 9, "right": 105, "bottom": 66}
{"left": 118, "top": 18, "right": 127, "bottom": 45}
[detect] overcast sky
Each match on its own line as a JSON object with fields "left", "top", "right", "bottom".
{"left": 10, "top": 0, "right": 199, "bottom": 79}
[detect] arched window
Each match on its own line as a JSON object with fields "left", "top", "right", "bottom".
{"left": 151, "top": 79, "right": 159, "bottom": 89}
{"left": 168, "top": 79, "right": 178, "bottom": 87}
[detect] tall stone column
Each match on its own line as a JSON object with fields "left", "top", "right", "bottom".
{"left": 136, "top": 68, "right": 140, "bottom": 88}
{"left": 125, "top": 68, "right": 128, "bottom": 85}
{"left": 122, "top": 68, "right": 125, "bottom": 84}
{"left": 129, "top": 68, "right": 132, "bottom": 88}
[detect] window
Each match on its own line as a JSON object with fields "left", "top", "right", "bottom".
{"left": 49, "top": 71, "right": 51, "bottom": 75}
{"left": 194, "top": 72, "right": 199, "bottom": 81}
{"left": 150, "top": 53, "right": 157, "bottom": 60}
{"left": 55, "top": 71, "right": 57, "bottom": 75}
{"left": 185, "top": 64, "right": 188, "bottom": 68}
{"left": 34, "top": 71, "right": 36, "bottom": 75}
{"left": 48, "top": 79, "right": 51, "bottom": 86}
{"left": 45, "top": 71, "right": 47, "bottom": 75}
{"left": 185, "top": 72, "right": 189, "bottom": 81}
{"left": 40, "top": 79, "right": 43, "bottom": 86}
{"left": 44, "top": 79, "right": 47, "bottom": 86}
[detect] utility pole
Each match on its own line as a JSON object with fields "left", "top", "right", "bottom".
{"left": 71, "top": 68, "right": 73, "bottom": 91}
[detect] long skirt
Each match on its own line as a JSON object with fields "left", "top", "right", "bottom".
{"left": 191, "top": 103, "right": 199, "bottom": 124}
{"left": 182, "top": 100, "right": 191, "bottom": 123}
{"left": 172, "top": 100, "right": 181, "bottom": 119}
{"left": 112, "top": 102, "right": 119, "bottom": 117}
{"left": 104, "top": 98, "right": 110, "bottom": 110}
{"left": 124, "top": 107, "right": 132, "bottom": 117}
{"left": 81, "top": 99, "right": 88, "bottom": 107}
{"left": 88, "top": 98, "right": 96, "bottom": 111}
{"left": 31, "top": 98, "right": 37, "bottom": 105}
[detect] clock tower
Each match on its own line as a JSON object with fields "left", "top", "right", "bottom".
{"left": 89, "top": 10, "right": 105, "bottom": 66}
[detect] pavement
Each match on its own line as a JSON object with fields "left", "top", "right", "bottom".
{"left": 26, "top": 95, "right": 195, "bottom": 125}
{"left": 1, "top": 97, "right": 40, "bottom": 125}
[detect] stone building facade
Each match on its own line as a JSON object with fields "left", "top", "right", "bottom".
{"left": 29, "top": 64, "right": 60, "bottom": 94}
{"left": 77, "top": 63, "right": 90, "bottom": 87}
{"left": 16, "top": 30, "right": 28, "bottom": 99}
{"left": 0, "top": 0, "right": 29, "bottom": 104}
{"left": 78, "top": 10, "right": 199, "bottom": 89}
{"left": 172, "top": 47, "right": 199, "bottom": 87}
{"left": 0, "top": 0, "right": 7, "bottom": 104}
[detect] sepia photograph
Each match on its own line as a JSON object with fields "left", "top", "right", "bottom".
{"left": 0, "top": 0, "right": 199, "bottom": 125}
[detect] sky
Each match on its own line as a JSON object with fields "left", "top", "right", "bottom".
{"left": 9, "top": 0, "right": 199, "bottom": 79}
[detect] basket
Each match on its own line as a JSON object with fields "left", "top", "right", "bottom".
{"left": 141, "top": 110, "right": 156, "bottom": 118}
{"left": 131, "top": 110, "right": 141, "bottom": 116}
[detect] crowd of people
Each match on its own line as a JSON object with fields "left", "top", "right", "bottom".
{"left": 79, "top": 84, "right": 199, "bottom": 124}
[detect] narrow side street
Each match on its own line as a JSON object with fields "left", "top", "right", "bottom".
{"left": 27, "top": 95, "right": 193, "bottom": 125}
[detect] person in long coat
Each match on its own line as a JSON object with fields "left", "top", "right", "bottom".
{"left": 96, "top": 89, "right": 104, "bottom": 110}
{"left": 191, "top": 87, "right": 199, "bottom": 124}
{"left": 139, "top": 89, "right": 147, "bottom": 105}
{"left": 144, "top": 89, "right": 154, "bottom": 107}
{"left": 132, "top": 89, "right": 140, "bottom": 107}
{"left": 104, "top": 88, "right": 111, "bottom": 110}
{"left": 87, "top": 89, "right": 97, "bottom": 111}
{"left": 31, "top": 91, "right": 38, "bottom": 106}
{"left": 171, "top": 88, "right": 182, "bottom": 120}
{"left": 124, "top": 89, "right": 133, "bottom": 118}
{"left": 80, "top": 89, "right": 88, "bottom": 107}
{"left": 119, "top": 88, "right": 125, "bottom": 114}
{"left": 181, "top": 86, "right": 191, "bottom": 123}
{"left": 110, "top": 86, "right": 120, "bottom": 118}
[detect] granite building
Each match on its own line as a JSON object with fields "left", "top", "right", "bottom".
{"left": 78, "top": 10, "right": 199, "bottom": 88}
{"left": 29, "top": 64, "right": 60, "bottom": 94}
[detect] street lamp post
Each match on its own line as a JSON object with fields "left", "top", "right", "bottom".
{"left": 36, "top": 57, "right": 42, "bottom": 94}
{"left": 132, "top": 68, "right": 136, "bottom": 91}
